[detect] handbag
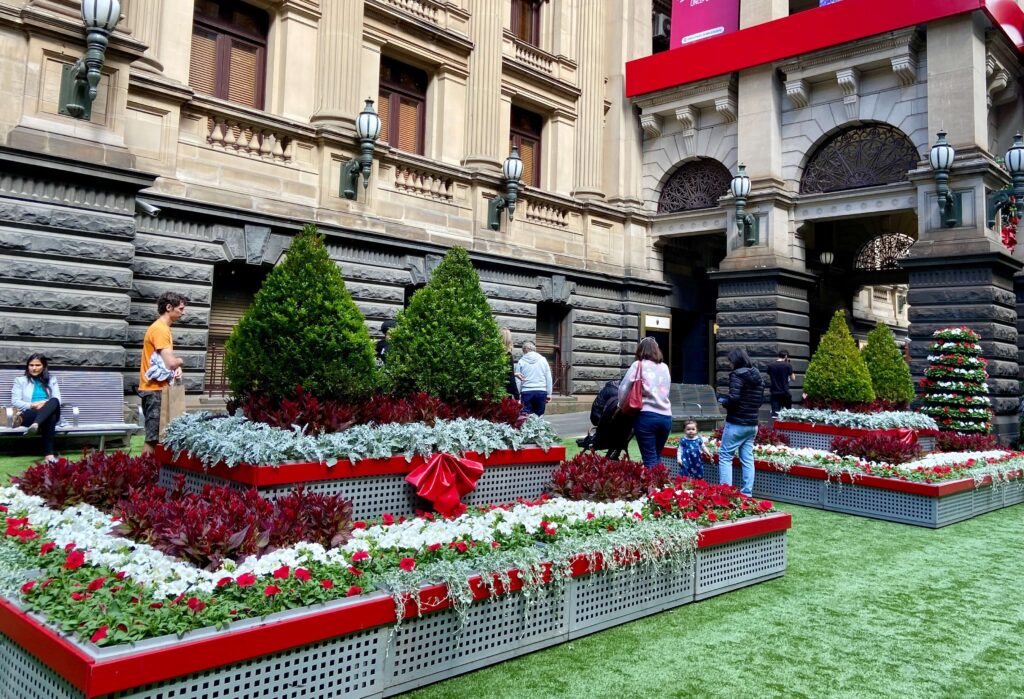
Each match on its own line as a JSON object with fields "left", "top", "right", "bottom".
{"left": 158, "top": 380, "right": 187, "bottom": 441}
{"left": 620, "top": 361, "right": 645, "bottom": 415}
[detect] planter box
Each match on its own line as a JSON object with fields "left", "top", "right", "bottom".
{"left": 772, "top": 421, "right": 937, "bottom": 452}
{"left": 0, "top": 514, "right": 790, "bottom": 699}
{"left": 662, "top": 447, "right": 1023, "bottom": 528}
{"left": 157, "top": 445, "right": 565, "bottom": 521}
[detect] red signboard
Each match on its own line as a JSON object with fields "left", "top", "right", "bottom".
{"left": 670, "top": 0, "right": 740, "bottom": 48}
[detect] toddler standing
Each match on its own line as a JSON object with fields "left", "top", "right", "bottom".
{"left": 676, "top": 420, "right": 711, "bottom": 480}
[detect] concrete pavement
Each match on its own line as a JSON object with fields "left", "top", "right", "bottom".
{"left": 543, "top": 410, "right": 592, "bottom": 439}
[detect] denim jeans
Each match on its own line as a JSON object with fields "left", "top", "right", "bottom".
{"left": 520, "top": 391, "right": 548, "bottom": 416}
{"left": 718, "top": 422, "right": 757, "bottom": 496}
{"left": 633, "top": 411, "right": 672, "bottom": 468}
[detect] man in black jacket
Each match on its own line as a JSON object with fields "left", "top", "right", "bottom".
{"left": 717, "top": 348, "right": 764, "bottom": 496}
{"left": 577, "top": 380, "right": 619, "bottom": 449}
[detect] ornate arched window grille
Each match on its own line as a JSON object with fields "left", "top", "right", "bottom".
{"left": 800, "top": 124, "right": 920, "bottom": 194}
{"left": 853, "top": 233, "right": 916, "bottom": 271}
{"left": 657, "top": 158, "right": 732, "bottom": 213}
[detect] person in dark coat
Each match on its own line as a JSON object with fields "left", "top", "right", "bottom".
{"left": 577, "top": 380, "right": 620, "bottom": 449}
{"left": 716, "top": 348, "right": 764, "bottom": 496}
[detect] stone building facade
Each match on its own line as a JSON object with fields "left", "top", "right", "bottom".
{"left": 628, "top": 0, "right": 1024, "bottom": 439}
{"left": 0, "top": 0, "right": 671, "bottom": 410}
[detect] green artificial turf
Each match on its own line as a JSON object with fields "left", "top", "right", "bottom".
{"left": 401, "top": 502, "right": 1024, "bottom": 699}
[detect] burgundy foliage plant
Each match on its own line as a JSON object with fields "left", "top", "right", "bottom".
{"left": 13, "top": 452, "right": 160, "bottom": 510}
{"left": 830, "top": 433, "right": 922, "bottom": 465}
{"left": 549, "top": 453, "right": 671, "bottom": 502}
{"left": 934, "top": 431, "right": 998, "bottom": 453}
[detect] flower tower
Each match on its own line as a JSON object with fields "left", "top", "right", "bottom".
{"left": 919, "top": 327, "right": 992, "bottom": 433}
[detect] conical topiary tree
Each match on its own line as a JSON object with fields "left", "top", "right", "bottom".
{"left": 384, "top": 246, "right": 508, "bottom": 401}
{"left": 225, "top": 224, "right": 377, "bottom": 401}
{"left": 919, "top": 326, "right": 992, "bottom": 433}
{"left": 803, "top": 310, "right": 876, "bottom": 406}
{"left": 861, "top": 322, "right": 914, "bottom": 407}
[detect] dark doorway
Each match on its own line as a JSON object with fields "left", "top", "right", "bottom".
{"left": 536, "top": 301, "right": 570, "bottom": 395}
{"left": 205, "top": 262, "right": 270, "bottom": 396}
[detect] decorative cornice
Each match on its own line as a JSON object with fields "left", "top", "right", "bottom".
{"left": 633, "top": 74, "right": 735, "bottom": 111}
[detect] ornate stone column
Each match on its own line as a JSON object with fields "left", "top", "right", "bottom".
{"left": 126, "top": 0, "right": 164, "bottom": 73}
{"left": 311, "top": 0, "right": 365, "bottom": 126}
{"left": 462, "top": 1, "right": 504, "bottom": 170}
{"left": 572, "top": 1, "right": 603, "bottom": 199}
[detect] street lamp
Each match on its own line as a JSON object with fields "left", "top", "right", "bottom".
{"left": 929, "top": 131, "right": 957, "bottom": 228}
{"left": 341, "top": 98, "right": 382, "bottom": 200}
{"left": 58, "top": 0, "right": 122, "bottom": 120}
{"left": 987, "top": 132, "right": 1024, "bottom": 228}
{"left": 487, "top": 147, "right": 524, "bottom": 230}
{"left": 730, "top": 164, "right": 757, "bottom": 246}
{"left": 819, "top": 251, "right": 834, "bottom": 266}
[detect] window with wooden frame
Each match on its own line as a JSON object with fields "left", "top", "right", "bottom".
{"left": 378, "top": 57, "right": 428, "bottom": 155}
{"left": 509, "top": 106, "right": 543, "bottom": 188}
{"left": 189, "top": 0, "right": 269, "bottom": 110}
{"left": 511, "top": 0, "right": 542, "bottom": 46}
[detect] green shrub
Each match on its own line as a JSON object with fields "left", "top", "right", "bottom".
{"left": 384, "top": 247, "right": 508, "bottom": 401}
{"left": 225, "top": 224, "right": 377, "bottom": 401}
{"left": 804, "top": 311, "right": 876, "bottom": 406}
{"left": 861, "top": 322, "right": 914, "bottom": 406}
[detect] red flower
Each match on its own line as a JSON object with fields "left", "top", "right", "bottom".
{"left": 5, "top": 517, "right": 27, "bottom": 527}
{"left": 346, "top": 585, "right": 363, "bottom": 597}
{"left": 90, "top": 626, "right": 108, "bottom": 644}
{"left": 295, "top": 568, "right": 311, "bottom": 582}
{"left": 757, "top": 500, "right": 773, "bottom": 512}
{"left": 63, "top": 550, "right": 85, "bottom": 570}
{"left": 491, "top": 541, "right": 500, "bottom": 549}
{"left": 353, "top": 521, "right": 367, "bottom": 529}
{"left": 450, "top": 541, "right": 468, "bottom": 553}
{"left": 20, "top": 580, "right": 35, "bottom": 594}
{"left": 586, "top": 512, "right": 595, "bottom": 520}
{"left": 399, "top": 557, "right": 416, "bottom": 572}
{"left": 351, "top": 551, "right": 369, "bottom": 563}
{"left": 86, "top": 577, "right": 106, "bottom": 592}
{"left": 427, "top": 543, "right": 442, "bottom": 552}
{"left": 544, "top": 525, "right": 557, "bottom": 535}
{"left": 64, "top": 543, "right": 76, "bottom": 551}
{"left": 114, "top": 571, "right": 126, "bottom": 580}
{"left": 39, "top": 542, "right": 56, "bottom": 556}
{"left": 187, "top": 597, "right": 206, "bottom": 613}
{"left": 273, "top": 565, "right": 290, "bottom": 579}
{"left": 382, "top": 513, "right": 395, "bottom": 526}
{"left": 149, "top": 602, "right": 164, "bottom": 609}
{"left": 236, "top": 573, "right": 257, "bottom": 588}
{"left": 70, "top": 592, "right": 88, "bottom": 601}
{"left": 216, "top": 577, "right": 233, "bottom": 588}
{"left": 321, "top": 579, "right": 334, "bottom": 589}
{"left": 263, "top": 585, "right": 281, "bottom": 596}
{"left": 348, "top": 566, "right": 363, "bottom": 577}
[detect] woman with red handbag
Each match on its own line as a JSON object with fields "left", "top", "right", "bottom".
{"left": 618, "top": 337, "right": 673, "bottom": 467}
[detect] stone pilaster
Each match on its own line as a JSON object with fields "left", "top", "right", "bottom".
{"left": 602, "top": 0, "right": 648, "bottom": 205}
{"left": 126, "top": 0, "right": 164, "bottom": 73}
{"left": 711, "top": 269, "right": 813, "bottom": 406}
{"left": 571, "top": 3, "right": 603, "bottom": 199}
{"left": 311, "top": 0, "right": 365, "bottom": 126}
{"left": 462, "top": 2, "right": 505, "bottom": 171}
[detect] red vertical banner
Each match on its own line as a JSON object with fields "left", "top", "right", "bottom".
{"left": 670, "top": 0, "right": 741, "bottom": 48}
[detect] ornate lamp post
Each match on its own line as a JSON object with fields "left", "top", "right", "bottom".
{"left": 730, "top": 164, "right": 757, "bottom": 246}
{"left": 487, "top": 147, "right": 524, "bottom": 230}
{"left": 341, "top": 98, "right": 382, "bottom": 200}
{"left": 929, "top": 131, "right": 957, "bottom": 228}
{"left": 59, "top": 0, "right": 122, "bottom": 119}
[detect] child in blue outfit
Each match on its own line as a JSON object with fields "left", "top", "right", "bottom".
{"left": 676, "top": 420, "right": 711, "bottom": 480}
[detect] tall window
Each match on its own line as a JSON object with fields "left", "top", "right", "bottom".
{"left": 378, "top": 57, "right": 428, "bottom": 155}
{"left": 511, "top": 0, "right": 541, "bottom": 46}
{"left": 509, "top": 106, "right": 542, "bottom": 188}
{"left": 189, "top": 0, "right": 268, "bottom": 109}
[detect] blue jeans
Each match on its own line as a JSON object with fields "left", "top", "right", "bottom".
{"left": 633, "top": 411, "right": 672, "bottom": 468}
{"left": 718, "top": 422, "right": 757, "bottom": 496}
{"left": 521, "top": 391, "right": 548, "bottom": 416}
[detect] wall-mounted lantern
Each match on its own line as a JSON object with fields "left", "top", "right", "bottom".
{"left": 59, "top": 0, "right": 122, "bottom": 120}
{"left": 341, "top": 98, "right": 382, "bottom": 200}
{"left": 487, "top": 147, "right": 524, "bottom": 230}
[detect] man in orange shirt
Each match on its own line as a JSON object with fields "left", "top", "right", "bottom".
{"left": 139, "top": 292, "right": 187, "bottom": 455}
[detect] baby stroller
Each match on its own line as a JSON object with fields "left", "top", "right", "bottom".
{"left": 577, "top": 380, "right": 634, "bottom": 459}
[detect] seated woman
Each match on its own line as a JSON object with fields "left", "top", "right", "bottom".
{"left": 11, "top": 353, "right": 62, "bottom": 463}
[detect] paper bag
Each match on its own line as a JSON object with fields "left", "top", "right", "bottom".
{"left": 158, "top": 382, "right": 186, "bottom": 441}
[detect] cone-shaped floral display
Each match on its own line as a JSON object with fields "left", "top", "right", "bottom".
{"left": 918, "top": 327, "right": 992, "bottom": 433}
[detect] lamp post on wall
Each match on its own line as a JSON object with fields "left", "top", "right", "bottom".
{"left": 58, "top": 0, "right": 122, "bottom": 119}
{"left": 987, "top": 132, "right": 1024, "bottom": 229}
{"left": 341, "top": 98, "right": 382, "bottom": 201}
{"left": 487, "top": 147, "right": 524, "bottom": 230}
{"left": 928, "top": 131, "right": 958, "bottom": 228}
{"left": 730, "top": 164, "right": 757, "bottom": 246}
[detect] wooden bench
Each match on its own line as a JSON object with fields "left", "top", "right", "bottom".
{"left": 1, "top": 370, "right": 142, "bottom": 450}
{"left": 670, "top": 383, "right": 725, "bottom": 431}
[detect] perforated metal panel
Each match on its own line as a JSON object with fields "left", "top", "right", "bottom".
{"left": 971, "top": 484, "right": 1004, "bottom": 515}
{"left": 382, "top": 586, "right": 567, "bottom": 696}
{"left": 462, "top": 463, "right": 552, "bottom": 507}
{"left": 918, "top": 436, "right": 935, "bottom": 452}
{"left": 777, "top": 429, "right": 833, "bottom": 451}
{"left": 932, "top": 490, "right": 975, "bottom": 527}
{"left": 567, "top": 563, "right": 694, "bottom": 638}
{"left": 0, "top": 632, "right": 84, "bottom": 699}
{"left": 754, "top": 469, "right": 825, "bottom": 506}
{"left": 1002, "top": 483, "right": 1024, "bottom": 506}
{"left": 694, "top": 530, "right": 787, "bottom": 600}
{"left": 824, "top": 482, "right": 938, "bottom": 526}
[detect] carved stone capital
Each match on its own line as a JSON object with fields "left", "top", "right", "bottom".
{"left": 674, "top": 105, "right": 698, "bottom": 131}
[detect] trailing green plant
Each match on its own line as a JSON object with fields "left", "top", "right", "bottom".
{"left": 803, "top": 311, "right": 875, "bottom": 407}
{"left": 225, "top": 224, "right": 377, "bottom": 402}
{"left": 384, "top": 247, "right": 508, "bottom": 401}
{"left": 861, "top": 322, "right": 914, "bottom": 407}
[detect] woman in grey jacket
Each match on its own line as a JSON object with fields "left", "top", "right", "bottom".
{"left": 11, "top": 353, "right": 62, "bottom": 462}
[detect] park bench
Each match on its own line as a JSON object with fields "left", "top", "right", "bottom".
{"left": 670, "top": 383, "right": 725, "bottom": 431}
{"left": 1, "top": 370, "right": 142, "bottom": 450}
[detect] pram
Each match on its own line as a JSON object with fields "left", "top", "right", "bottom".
{"left": 577, "top": 380, "right": 634, "bottom": 459}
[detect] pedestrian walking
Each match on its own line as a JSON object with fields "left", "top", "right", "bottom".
{"left": 515, "top": 341, "right": 552, "bottom": 415}
{"left": 716, "top": 348, "right": 764, "bottom": 497}
{"left": 766, "top": 350, "right": 795, "bottom": 417}
{"left": 139, "top": 292, "right": 186, "bottom": 455}
{"left": 618, "top": 337, "right": 672, "bottom": 468}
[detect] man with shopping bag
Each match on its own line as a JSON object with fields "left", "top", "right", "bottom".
{"left": 138, "top": 292, "right": 187, "bottom": 455}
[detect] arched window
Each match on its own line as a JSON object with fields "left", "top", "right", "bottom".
{"left": 800, "top": 124, "right": 920, "bottom": 194}
{"left": 657, "top": 159, "right": 732, "bottom": 213}
{"left": 853, "top": 233, "right": 915, "bottom": 271}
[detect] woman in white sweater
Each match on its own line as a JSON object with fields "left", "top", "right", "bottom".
{"left": 11, "top": 353, "right": 62, "bottom": 463}
{"left": 618, "top": 337, "right": 672, "bottom": 467}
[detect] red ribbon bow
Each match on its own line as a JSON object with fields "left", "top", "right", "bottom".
{"left": 405, "top": 452, "right": 484, "bottom": 518}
